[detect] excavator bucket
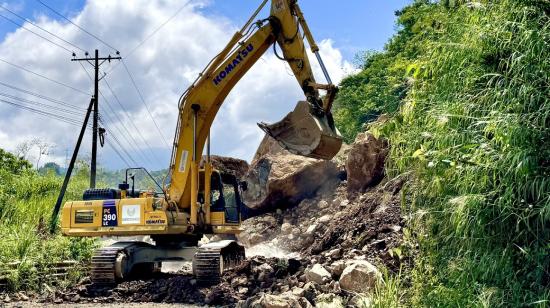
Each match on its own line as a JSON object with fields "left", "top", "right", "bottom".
{"left": 258, "top": 101, "right": 343, "bottom": 160}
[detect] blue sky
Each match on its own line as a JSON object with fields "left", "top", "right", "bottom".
{"left": 202, "top": 1, "right": 410, "bottom": 60}
{"left": 0, "top": 0, "right": 412, "bottom": 170}
{"left": 1, "top": 0, "right": 410, "bottom": 62}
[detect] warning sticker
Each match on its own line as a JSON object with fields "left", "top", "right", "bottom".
{"left": 178, "top": 150, "right": 189, "bottom": 173}
{"left": 121, "top": 204, "right": 141, "bottom": 225}
{"left": 102, "top": 200, "right": 117, "bottom": 227}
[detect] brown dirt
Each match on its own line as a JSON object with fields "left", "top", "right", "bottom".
{"left": 306, "top": 176, "right": 408, "bottom": 273}
{"left": 3, "top": 172, "right": 408, "bottom": 307}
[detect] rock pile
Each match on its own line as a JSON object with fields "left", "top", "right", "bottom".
{"left": 30, "top": 130, "right": 406, "bottom": 307}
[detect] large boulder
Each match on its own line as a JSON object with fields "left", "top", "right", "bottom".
{"left": 243, "top": 135, "right": 339, "bottom": 212}
{"left": 346, "top": 132, "right": 388, "bottom": 195}
{"left": 338, "top": 260, "right": 381, "bottom": 293}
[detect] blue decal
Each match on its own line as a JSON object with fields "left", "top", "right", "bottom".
{"left": 102, "top": 200, "right": 118, "bottom": 227}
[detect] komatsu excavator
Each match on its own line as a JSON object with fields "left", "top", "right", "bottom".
{"left": 57, "top": 0, "right": 342, "bottom": 284}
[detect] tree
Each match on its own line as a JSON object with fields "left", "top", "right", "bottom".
{"left": 0, "top": 148, "right": 32, "bottom": 174}
{"left": 39, "top": 162, "right": 62, "bottom": 175}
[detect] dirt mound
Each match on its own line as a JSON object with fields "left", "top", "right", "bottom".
{"left": 200, "top": 155, "right": 249, "bottom": 179}
{"left": 306, "top": 176, "right": 407, "bottom": 272}
{"left": 239, "top": 175, "right": 407, "bottom": 270}
{"left": 25, "top": 127, "right": 406, "bottom": 307}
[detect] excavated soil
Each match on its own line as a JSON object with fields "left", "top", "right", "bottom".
{"left": 4, "top": 176, "right": 408, "bottom": 307}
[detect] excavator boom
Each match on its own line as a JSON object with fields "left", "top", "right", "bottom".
{"left": 58, "top": 0, "right": 342, "bottom": 286}
{"left": 167, "top": 0, "right": 342, "bottom": 210}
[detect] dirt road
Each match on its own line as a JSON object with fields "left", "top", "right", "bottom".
{"left": 2, "top": 303, "right": 201, "bottom": 308}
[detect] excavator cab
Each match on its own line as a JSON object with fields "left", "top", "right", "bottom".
{"left": 199, "top": 170, "right": 244, "bottom": 226}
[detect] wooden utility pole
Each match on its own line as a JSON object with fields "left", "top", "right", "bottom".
{"left": 72, "top": 49, "right": 121, "bottom": 188}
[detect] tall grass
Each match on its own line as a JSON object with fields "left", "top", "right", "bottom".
{"left": 337, "top": 0, "right": 549, "bottom": 306}
{"left": 0, "top": 165, "right": 96, "bottom": 291}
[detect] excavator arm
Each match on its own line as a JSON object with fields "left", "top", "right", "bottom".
{"left": 56, "top": 0, "right": 343, "bottom": 285}
{"left": 166, "top": 0, "right": 342, "bottom": 218}
{"left": 167, "top": 0, "right": 342, "bottom": 224}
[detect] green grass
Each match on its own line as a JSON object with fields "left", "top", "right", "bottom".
{"left": 336, "top": 1, "right": 550, "bottom": 306}
{"left": 0, "top": 155, "right": 97, "bottom": 291}
{"left": 0, "top": 149, "right": 163, "bottom": 292}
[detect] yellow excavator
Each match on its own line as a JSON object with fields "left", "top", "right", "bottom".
{"left": 57, "top": 0, "right": 342, "bottom": 284}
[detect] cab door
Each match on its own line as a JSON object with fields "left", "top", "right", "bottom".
{"left": 219, "top": 173, "right": 241, "bottom": 224}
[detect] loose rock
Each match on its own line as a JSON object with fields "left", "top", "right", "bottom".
{"left": 238, "top": 292, "right": 308, "bottom": 308}
{"left": 339, "top": 261, "right": 382, "bottom": 293}
{"left": 305, "top": 264, "right": 332, "bottom": 284}
{"left": 315, "top": 293, "right": 345, "bottom": 308}
{"left": 346, "top": 132, "right": 388, "bottom": 195}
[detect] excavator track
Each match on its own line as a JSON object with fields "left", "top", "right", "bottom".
{"left": 193, "top": 240, "right": 245, "bottom": 284}
{"left": 91, "top": 241, "right": 245, "bottom": 285}
{"left": 90, "top": 246, "right": 125, "bottom": 285}
{"left": 90, "top": 242, "right": 162, "bottom": 286}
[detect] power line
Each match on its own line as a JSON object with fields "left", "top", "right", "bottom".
{"left": 0, "top": 91, "right": 83, "bottom": 116}
{"left": 106, "top": 0, "right": 192, "bottom": 74}
{"left": 0, "top": 57, "right": 90, "bottom": 96}
{"left": 35, "top": 0, "right": 118, "bottom": 52}
{"left": 0, "top": 98, "right": 88, "bottom": 127}
{"left": 102, "top": 76, "right": 161, "bottom": 164}
{"left": 100, "top": 119, "right": 138, "bottom": 167}
{"left": 80, "top": 62, "right": 154, "bottom": 167}
{"left": 0, "top": 4, "right": 87, "bottom": 54}
{"left": 101, "top": 115, "right": 140, "bottom": 167}
{"left": 99, "top": 105, "right": 148, "bottom": 168}
{"left": 0, "top": 11, "right": 74, "bottom": 54}
{"left": 121, "top": 59, "right": 170, "bottom": 148}
{"left": 0, "top": 81, "right": 86, "bottom": 110}
{"left": 1, "top": 98, "right": 132, "bottom": 169}
{"left": 127, "top": 1, "right": 191, "bottom": 58}
{"left": 102, "top": 109, "right": 150, "bottom": 167}
{"left": 104, "top": 138, "right": 131, "bottom": 168}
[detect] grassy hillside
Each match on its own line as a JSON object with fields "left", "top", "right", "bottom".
{"left": 335, "top": 0, "right": 549, "bottom": 306}
{"left": 0, "top": 149, "right": 96, "bottom": 291}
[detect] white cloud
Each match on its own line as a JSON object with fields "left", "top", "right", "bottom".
{"left": 0, "top": 0, "right": 352, "bottom": 169}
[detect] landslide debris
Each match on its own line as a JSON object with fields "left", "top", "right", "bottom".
{"left": 200, "top": 155, "right": 249, "bottom": 179}
{"left": 18, "top": 131, "right": 406, "bottom": 307}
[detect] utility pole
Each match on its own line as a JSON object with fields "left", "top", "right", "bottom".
{"left": 50, "top": 98, "right": 95, "bottom": 233}
{"left": 72, "top": 49, "right": 121, "bottom": 188}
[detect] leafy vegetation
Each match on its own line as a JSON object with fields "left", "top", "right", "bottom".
{"left": 0, "top": 147, "right": 165, "bottom": 291}
{"left": 0, "top": 150, "right": 96, "bottom": 291}
{"left": 335, "top": 0, "right": 549, "bottom": 306}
